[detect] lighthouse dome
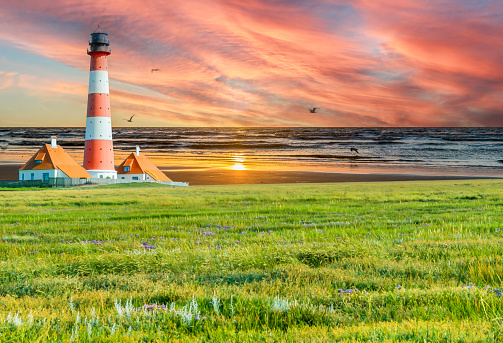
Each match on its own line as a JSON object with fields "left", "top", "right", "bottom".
{"left": 88, "top": 26, "right": 111, "bottom": 54}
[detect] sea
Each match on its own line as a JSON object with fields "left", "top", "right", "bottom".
{"left": 1, "top": 127, "right": 502, "bottom": 177}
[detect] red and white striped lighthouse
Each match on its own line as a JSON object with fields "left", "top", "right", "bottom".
{"left": 83, "top": 26, "right": 117, "bottom": 179}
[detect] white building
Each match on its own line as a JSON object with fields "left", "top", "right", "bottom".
{"left": 19, "top": 137, "right": 92, "bottom": 181}
{"left": 116, "top": 147, "right": 172, "bottom": 182}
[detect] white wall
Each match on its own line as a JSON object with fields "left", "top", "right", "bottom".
{"left": 117, "top": 173, "right": 153, "bottom": 182}
{"left": 86, "top": 170, "right": 117, "bottom": 179}
{"left": 19, "top": 169, "right": 69, "bottom": 181}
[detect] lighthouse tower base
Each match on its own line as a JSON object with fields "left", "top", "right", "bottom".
{"left": 86, "top": 170, "right": 117, "bottom": 179}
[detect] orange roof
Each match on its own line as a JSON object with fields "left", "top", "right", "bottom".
{"left": 116, "top": 152, "right": 171, "bottom": 181}
{"left": 19, "top": 144, "right": 92, "bottom": 178}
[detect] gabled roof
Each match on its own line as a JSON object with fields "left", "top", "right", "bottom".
{"left": 19, "top": 144, "right": 92, "bottom": 178}
{"left": 116, "top": 152, "right": 171, "bottom": 181}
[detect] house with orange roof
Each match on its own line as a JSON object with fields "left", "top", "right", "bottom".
{"left": 116, "top": 147, "right": 172, "bottom": 182}
{"left": 19, "top": 137, "right": 92, "bottom": 181}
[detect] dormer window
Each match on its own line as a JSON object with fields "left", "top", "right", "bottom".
{"left": 123, "top": 166, "right": 130, "bottom": 172}
{"left": 34, "top": 152, "right": 45, "bottom": 164}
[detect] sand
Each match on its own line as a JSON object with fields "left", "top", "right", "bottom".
{"left": 0, "top": 163, "right": 498, "bottom": 186}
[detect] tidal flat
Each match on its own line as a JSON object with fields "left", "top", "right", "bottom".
{"left": 1, "top": 180, "right": 503, "bottom": 342}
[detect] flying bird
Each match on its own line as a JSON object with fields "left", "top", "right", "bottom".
{"left": 151, "top": 69, "right": 161, "bottom": 73}
{"left": 124, "top": 114, "right": 135, "bottom": 122}
{"left": 309, "top": 108, "right": 317, "bottom": 113}
{"left": 350, "top": 148, "right": 360, "bottom": 154}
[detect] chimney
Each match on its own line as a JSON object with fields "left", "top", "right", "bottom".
{"left": 50, "top": 136, "right": 57, "bottom": 148}
{"left": 136, "top": 146, "right": 140, "bottom": 156}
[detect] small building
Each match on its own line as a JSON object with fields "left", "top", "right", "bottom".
{"left": 116, "top": 147, "right": 172, "bottom": 182}
{"left": 19, "top": 137, "right": 92, "bottom": 181}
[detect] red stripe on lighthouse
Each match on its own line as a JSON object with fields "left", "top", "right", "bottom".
{"left": 90, "top": 54, "right": 109, "bottom": 71}
{"left": 87, "top": 93, "right": 111, "bottom": 118}
{"left": 84, "top": 140, "right": 114, "bottom": 170}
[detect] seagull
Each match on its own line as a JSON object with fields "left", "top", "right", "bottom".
{"left": 124, "top": 114, "right": 135, "bottom": 122}
{"left": 151, "top": 69, "right": 161, "bottom": 73}
{"left": 350, "top": 147, "right": 360, "bottom": 154}
{"left": 309, "top": 108, "right": 317, "bottom": 113}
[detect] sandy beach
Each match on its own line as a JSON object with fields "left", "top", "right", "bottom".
{"left": 0, "top": 163, "right": 497, "bottom": 185}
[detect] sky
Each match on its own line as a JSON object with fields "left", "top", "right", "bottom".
{"left": 0, "top": 0, "right": 502, "bottom": 127}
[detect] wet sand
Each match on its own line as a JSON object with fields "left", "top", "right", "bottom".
{"left": 0, "top": 164, "right": 498, "bottom": 185}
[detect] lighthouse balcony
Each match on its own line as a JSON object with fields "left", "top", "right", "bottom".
{"left": 87, "top": 47, "right": 111, "bottom": 54}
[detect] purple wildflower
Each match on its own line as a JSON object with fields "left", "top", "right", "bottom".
{"left": 461, "top": 284, "right": 475, "bottom": 289}
{"left": 141, "top": 242, "right": 156, "bottom": 250}
{"left": 337, "top": 288, "right": 358, "bottom": 295}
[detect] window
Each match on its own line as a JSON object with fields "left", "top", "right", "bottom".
{"left": 123, "top": 166, "right": 130, "bottom": 172}
{"left": 121, "top": 177, "right": 125, "bottom": 179}
{"left": 31, "top": 173, "right": 34, "bottom": 180}
{"left": 35, "top": 160, "right": 42, "bottom": 164}
{"left": 22, "top": 174, "right": 25, "bottom": 180}
{"left": 43, "top": 173, "right": 49, "bottom": 181}
{"left": 132, "top": 177, "right": 139, "bottom": 180}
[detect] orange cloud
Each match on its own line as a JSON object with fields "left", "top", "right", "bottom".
{"left": 0, "top": 0, "right": 502, "bottom": 126}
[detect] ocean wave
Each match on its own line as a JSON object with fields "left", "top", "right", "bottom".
{"left": 188, "top": 142, "right": 290, "bottom": 149}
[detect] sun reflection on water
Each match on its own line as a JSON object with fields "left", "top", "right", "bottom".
{"left": 230, "top": 163, "right": 246, "bottom": 170}
{"left": 230, "top": 153, "right": 246, "bottom": 170}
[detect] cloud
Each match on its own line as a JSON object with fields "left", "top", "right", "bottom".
{"left": 0, "top": 0, "right": 502, "bottom": 126}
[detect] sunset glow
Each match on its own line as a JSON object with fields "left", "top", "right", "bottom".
{"left": 0, "top": 1, "right": 502, "bottom": 127}
{"left": 230, "top": 163, "right": 246, "bottom": 171}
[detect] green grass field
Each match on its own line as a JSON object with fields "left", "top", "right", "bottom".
{"left": 1, "top": 180, "right": 503, "bottom": 342}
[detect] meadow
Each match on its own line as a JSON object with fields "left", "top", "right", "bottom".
{"left": 1, "top": 180, "right": 503, "bottom": 342}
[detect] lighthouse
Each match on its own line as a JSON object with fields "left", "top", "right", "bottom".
{"left": 83, "top": 26, "right": 117, "bottom": 179}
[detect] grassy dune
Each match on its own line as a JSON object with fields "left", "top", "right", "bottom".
{"left": 1, "top": 180, "right": 503, "bottom": 342}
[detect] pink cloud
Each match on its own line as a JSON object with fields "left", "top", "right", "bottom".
{"left": 0, "top": 0, "right": 502, "bottom": 126}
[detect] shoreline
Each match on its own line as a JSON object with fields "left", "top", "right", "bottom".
{"left": 0, "top": 163, "right": 499, "bottom": 186}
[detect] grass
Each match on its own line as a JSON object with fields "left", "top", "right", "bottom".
{"left": 1, "top": 180, "right": 503, "bottom": 342}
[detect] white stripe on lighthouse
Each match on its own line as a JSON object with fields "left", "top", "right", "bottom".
{"left": 88, "top": 70, "right": 110, "bottom": 94}
{"left": 85, "top": 117, "right": 113, "bottom": 140}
